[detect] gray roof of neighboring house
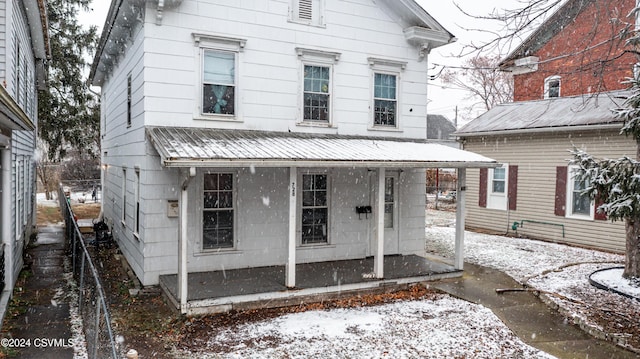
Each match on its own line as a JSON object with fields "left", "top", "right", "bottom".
{"left": 146, "top": 127, "right": 496, "bottom": 168}
{"left": 455, "top": 91, "right": 629, "bottom": 136}
{"left": 427, "top": 114, "right": 456, "bottom": 140}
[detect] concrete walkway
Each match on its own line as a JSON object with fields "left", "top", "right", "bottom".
{"left": 6, "top": 226, "right": 74, "bottom": 358}
{"left": 432, "top": 262, "right": 637, "bottom": 359}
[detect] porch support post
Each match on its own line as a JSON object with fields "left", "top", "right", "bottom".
{"left": 454, "top": 168, "right": 466, "bottom": 270}
{"left": 374, "top": 167, "right": 385, "bottom": 278}
{"left": 178, "top": 169, "right": 194, "bottom": 314}
{"left": 286, "top": 166, "right": 297, "bottom": 288}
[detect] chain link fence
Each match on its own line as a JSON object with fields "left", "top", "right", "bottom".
{"left": 59, "top": 186, "right": 119, "bottom": 359}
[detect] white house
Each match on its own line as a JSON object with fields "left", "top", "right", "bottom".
{"left": 0, "top": 0, "right": 49, "bottom": 324}
{"left": 90, "top": 0, "right": 496, "bottom": 314}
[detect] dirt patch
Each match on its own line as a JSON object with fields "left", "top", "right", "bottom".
{"left": 71, "top": 203, "right": 101, "bottom": 220}
{"left": 36, "top": 205, "right": 63, "bottom": 226}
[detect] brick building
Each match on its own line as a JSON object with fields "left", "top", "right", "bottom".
{"left": 455, "top": 0, "right": 638, "bottom": 252}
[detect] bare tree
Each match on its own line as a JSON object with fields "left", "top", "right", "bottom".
{"left": 35, "top": 139, "right": 61, "bottom": 200}
{"left": 440, "top": 55, "right": 513, "bottom": 116}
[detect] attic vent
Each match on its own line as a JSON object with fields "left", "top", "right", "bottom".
{"left": 298, "top": 0, "right": 312, "bottom": 20}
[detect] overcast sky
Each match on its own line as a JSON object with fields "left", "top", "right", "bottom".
{"left": 79, "top": 0, "right": 525, "bottom": 126}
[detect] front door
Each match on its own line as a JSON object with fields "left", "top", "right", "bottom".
{"left": 368, "top": 171, "right": 399, "bottom": 256}
{"left": 383, "top": 173, "right": 399, "bottom": 254}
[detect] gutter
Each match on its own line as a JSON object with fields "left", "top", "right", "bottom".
{"left": 158, "top": 159, "right": 500, "bottom": 169}
{"left": 455, "top": 123, "right": 622, "bottom": 138}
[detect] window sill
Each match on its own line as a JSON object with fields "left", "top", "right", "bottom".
{"left": 297, "top": 243, "right": 335, "bottom": 250}
{"left": 195, "top": 248, "right": 242, "bottom": 256}
{"left": 194, "top": 114, "right": 241, "bottom": 122}
{"left": 565, "top": 214, "right": 594, "bottom": 221}
{"left": 296, "top": 121, "right": 335, "bottom": 128}
{"left": 368, "top": 126, "right": 402, "bottom": 132}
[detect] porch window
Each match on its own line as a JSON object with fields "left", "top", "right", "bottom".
{"left": 202, "top": 50, "right": 235, "bottom": 115}
{"left": 203, "top": 173, "right": 234, "bottom": 249}
{"left": 384, "top": 177, "right": 394, "bottom": 228}
{"left": 303, "top": 65, "right": 330, "bottom": 122}
{"left": 301, "top": 174, "right": 328, "bottom": 244}
{"left": 374, "top": 73, "right": 397, "bottom": 126}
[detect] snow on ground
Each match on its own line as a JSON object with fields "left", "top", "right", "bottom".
{"left": 425, "top": 209, "right": 640, "bottom": 352}
{"left": 176, "top": 296, "right": 554, "bottom": 359}
{"left": 425, "top": 224, "right": 623, "bottom": 283}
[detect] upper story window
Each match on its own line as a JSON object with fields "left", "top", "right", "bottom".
{"left": 303, "top": 65, "right": 330, "bottom": 122}
{"left": 193, "top": 33, "right": 246, "bottom": 120}
{"left": 368, "top": 58, "right": 406, "bottom": 130}
{"left": 296, "top": 48, "right": 340, "bottom": 126}
{"left": 544, "top": 75, "right": 561, "bottom": 99}
{"left": 291, "top": 0, "right": 325, "bottom": 26}
{"left": 203, "top": 50, "right": 236, "bottom": 115}
{"left": 127, "top": 74, "right": 132, "bottom": 127}
{"left": 374, "top": 73, "right": 397, "bottom": 126}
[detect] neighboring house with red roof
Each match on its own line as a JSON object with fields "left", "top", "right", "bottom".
{"left": 455, "top": 0, "right": 637, "bottom": 252}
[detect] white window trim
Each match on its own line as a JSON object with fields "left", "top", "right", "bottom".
{"left": 296, "top": 48, "right": 340, "bottom": 127}
{"left": 298, "top": 169, "right": 331, "bottom": 247}
{"left": 565, "top": 166, "right": 594, "bottom": 220}
{"left": 121, "top": 168, "right": 127, "bottom": 227}
{"left": 193, "top": 33, "right": 246, "bottom": 122}
{"left": 289, "top": 0, "right": 326, "bottom": 27}
{"left": 368, "top": 58, "right": 406, "bottom": 131}
{"left": 544, "top": 75, "right": 561, "bottom": 99}
{"left": 199, "top": 170, "right": 238, "bottom": 253}
{"left": 486, "top": 164, "right": 508, "bottom": 211}
{"left": 134, "top": 167, "right": 140, "bottom": 238}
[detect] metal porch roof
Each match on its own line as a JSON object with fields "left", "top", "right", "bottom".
{"left": 147, "top": 127, "right": 496, "bottom": 168}
{"left": 456, "top": 91, "right": 629, "bottom": 136}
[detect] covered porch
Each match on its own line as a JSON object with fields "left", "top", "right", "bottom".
{"left": 159, "top": 254, "right": 460, "bottom": 315}
{"left": 147, "top": 127, "right": 497, "bottom": 315}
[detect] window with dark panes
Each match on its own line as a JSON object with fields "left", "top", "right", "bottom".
{"left": 303, "top": 65, "right": 330, "bottom": 122}
{"left": 203, "top": 173, "right": 234, "bottom": 249}
{"left": 374, "top": 73, "right": 397, "bottom": 126}
{"left": 301, "top": 174, "right": 328, "bottom": 244}
{"left": 202, "top": 50, "right": 235, "bottom": 115}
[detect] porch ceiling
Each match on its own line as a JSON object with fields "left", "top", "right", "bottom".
{"left": 147, "top": 127, "right": 497, "bottom": 169}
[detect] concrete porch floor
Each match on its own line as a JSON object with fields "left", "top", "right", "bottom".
{"left": 159, "top": 254, "right": 461, "bottom": 315}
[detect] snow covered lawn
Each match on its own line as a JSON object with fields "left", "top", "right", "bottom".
{"left": 425, "top": 210, "right": 640, "bottom": 353}
{"left": 175, "top": 295, "right": 553, "bottom": 359}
